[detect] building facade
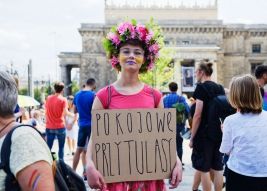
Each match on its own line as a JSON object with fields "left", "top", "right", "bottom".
{"left": 59, "top": 0, "right": 267, "bottom": 96}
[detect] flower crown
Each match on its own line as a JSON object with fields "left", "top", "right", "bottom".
{"left": 102, "top": 18, "right": 164, "bottom": 73}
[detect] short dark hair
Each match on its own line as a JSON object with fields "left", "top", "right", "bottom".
{"left": 54, "top": 82, "right": 64, "bottom": 93}
{"left": 169, "top": 82, "right": 178, "bottom": 92}
{"left": 255, "top": 65, "right": 267, "bottom": 79}
{"left": 86, "top": 78, "right": 95, "bottom": 86}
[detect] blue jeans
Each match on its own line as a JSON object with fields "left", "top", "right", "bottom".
{"left": 46, "top": 128, "right": 66, "bottom": 160}
{"left": 176, "top": 125, "right": 184, "bottom": 162}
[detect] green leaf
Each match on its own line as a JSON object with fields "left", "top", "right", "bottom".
{"left": 132, "top": 19, "right": 137, "bottom": 26}
{"left": 110, "top": 26, "right": 118, "bottom": 33}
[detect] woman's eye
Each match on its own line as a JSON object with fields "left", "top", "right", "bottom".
{"left": 135, "top": 52, "right": 142, "bottom": 55}
{"left": 122, "top": 51, "right": 130, "bottom": 54}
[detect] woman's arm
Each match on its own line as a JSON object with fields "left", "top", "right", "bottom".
{"left": 86, "top": 97, "right": 106, "bottom": 189}
{"left": 17, "top": 160, "right": 55, "bottom": 191}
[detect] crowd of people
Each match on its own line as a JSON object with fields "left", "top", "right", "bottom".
{"left": 0, "top": 18, "right": 267, "bottom": 191}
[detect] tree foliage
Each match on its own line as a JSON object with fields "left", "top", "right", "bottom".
{"left": 71, "top": 81, "right": 80, "bottom": 95}
{"left": 139, "top": 48, "right": 175, "bottom": 91}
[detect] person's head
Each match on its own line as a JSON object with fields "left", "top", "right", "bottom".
{"left": 67, "top": 95, "right": 74, "bottom": 107}
{"left": 102, "top": 19, "right": 164, "bottom": 74}
{"left": 54, "top": 82, "right": 65, "bottom": 93}
{"left": 39, "top": 109, "right": 45, "bottom": 116}
{"left": 0, "top": 71, "right": 18, "bottom": 118}
{"left": 229, "top": 74, "right": 262, "bottom": 114}
{"left": 185, "top": 69, "right": 191, "bottom": 77}
{"left": 86, "top": 78, "right": 96, "bottom": 90}
{"left": 255, "top": 65, "right": 267, "bottom": 84}
{"left": 194, "top": 61, "right": 213, "bottom": 82}
{"left": 169, "top": 82, "right": 178, "bottom": 92}
{"left": 33, "top": 110, "right": 40, "bottom": 119}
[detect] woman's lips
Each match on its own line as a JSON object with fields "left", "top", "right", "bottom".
{"left": 126, "top": 61, "right": 135, "bottom": 65}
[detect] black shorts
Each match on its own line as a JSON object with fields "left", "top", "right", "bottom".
{"left": 226, "top": 168, "right": 267, "bottom": 191}
{"left": 191, "top": 138, "right": 223, "bottom": 172}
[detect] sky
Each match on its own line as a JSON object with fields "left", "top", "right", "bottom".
{"left": 0, "top": 0, "right": 267, "bottom": 82}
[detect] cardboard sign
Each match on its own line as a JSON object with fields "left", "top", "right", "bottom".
{"left": 92, "top": 108, "right": 176, "bottom": 183}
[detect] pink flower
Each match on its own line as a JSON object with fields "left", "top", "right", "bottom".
{"left": 109, "top": 56, "right": 119, "bottom": 67}
{"left": 149, "top": 44, "right": 159, "bottom": 54}
{"left": 145, "top": 30, "right": 153, "bottom": 44}
{"left": 136, "top": 25, "right": 147, "bottom": 40}
{"left": 117, "top": 22, "right": 134, "bottom": 35}
{"left": 147, "top": 61, "right": 154, "bottom": 70}
{"left": 107, "top": 32, "right": 120, "bottom": 46}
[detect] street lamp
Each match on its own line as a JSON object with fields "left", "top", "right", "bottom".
{"left": 34, "top": 76, "right": 50, "bottom": 103}
{"left": 6, "top": 59, "right": 19, "bottom": 77}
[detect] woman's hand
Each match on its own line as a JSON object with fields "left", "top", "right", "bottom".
{"left": 67, "top": 124, "right": 72, "bottom": 130}
{"left": 86, "top": 161, "right": 106, "bottom": 190}
{"left": 169, "top": 156, "right": 182, "bottom": 189}
{"left": 189, "top": 139, "right": 193, "bottom": 148}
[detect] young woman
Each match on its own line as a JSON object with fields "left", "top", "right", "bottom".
{"left": 220, "top": 74, "right": 267, "bottom": 191}
{"left": 65, "top": 95, "right": 78, "bottom": 155}
{"left": 86, "top": 19, "right": 182, "bottom": 190}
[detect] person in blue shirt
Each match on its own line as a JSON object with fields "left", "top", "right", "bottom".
{"left": 163, "top": 82, "right": 190, "bottom": 165}
{"left": 72, "top": 78, "right": 96, "bottom": 176}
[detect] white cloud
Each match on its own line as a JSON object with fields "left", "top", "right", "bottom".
{"left": 0, "top": 29, "right": 27, "bottom": 40}
{"left": 236, "top": 19, "right": 252, "bottom": 24}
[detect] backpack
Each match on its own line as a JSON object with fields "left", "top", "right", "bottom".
{"left": 172, "top": 96, "right": 187, "bottom": 125}
{"left": 0, "top": 124, "right": 87, "bottom": 191}
{"left": 198, "top": 83, "right": 236, "bottom": 142}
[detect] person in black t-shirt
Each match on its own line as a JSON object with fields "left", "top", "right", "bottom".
{"left": 254, "top": 65, "right": 267, "bottom": 98}
{"left": 189, "top": 61, "right": 225, "bottom": 191}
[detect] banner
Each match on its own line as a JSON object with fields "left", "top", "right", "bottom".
{"left": 92, "top": 108, "right": 176, "bottom": 183}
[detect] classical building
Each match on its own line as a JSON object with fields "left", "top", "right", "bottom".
{"left": 59, "top": 0, "right": 267, "bottom": 96}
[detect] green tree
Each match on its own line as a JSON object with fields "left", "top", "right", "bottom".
{"left": 18, "top": 87, "right": 28, "bottom": 95}
{"left": 71, "top": 81, "right": 80, "bottom": 95}
{"left": 139, "top": 48, "right": 176, "bottom": 91}
{"left": 34, "top": 88, "right": 41, "bottom": 102}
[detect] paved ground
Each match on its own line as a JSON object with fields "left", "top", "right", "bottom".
{"left": 52, "top": 139, "right": 224, "bottom": 191}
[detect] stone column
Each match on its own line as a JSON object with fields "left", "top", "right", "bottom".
{"left": 28, "top": 59, "right": 34, "bottom": 97}
{"left": 211, "top": 60, "right": 218, "bottom": 83}
{"left": 61, "top": 64, "right": 72, "bottom": 96}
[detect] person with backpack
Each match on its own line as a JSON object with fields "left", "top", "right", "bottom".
{"left": 189, "top": 61, "right": 227, "bottom": 191}
{"left": 0, "top": 71, "right": 55, "bottom": 190}
{"left": 220, "top": 75, "right": 267, "bottom": 191}
{"left": 86, "top": 19, "right": 182, "bottom": 190}
{"left": 163, "top": 82, "right": 190, "bottom": 166}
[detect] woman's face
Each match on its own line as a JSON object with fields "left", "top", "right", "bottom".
{"left": 186, "top": 69, "right": 191, "bottom": 76}
{"left": 118, "top": 44, "right": 145, "bottom": 72}
{"left": 67, "top": 100, "right": 73, "bottom": 107}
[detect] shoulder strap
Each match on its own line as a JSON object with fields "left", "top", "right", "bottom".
{"left": 177, "top": 95, "right": 181, "bottom": 103}
{"left": 150, "top": 87, "right": 156, "bottom": 108}
{"left": 107, "top": 85, "right": 111, "bottom": 109}
{"left": 0, "top": 124, "right": 42, "bottom": 191}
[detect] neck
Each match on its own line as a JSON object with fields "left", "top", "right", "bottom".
{"left": 55, "top": 92, "right": 62, "bottom": 96}
{"left": 84, "top": 86, "right": 94, "bottom": 91}
{"left": 258, "top": 79, "right": 265, "bottom": 88}
{"left": 118, "top": 70, "right": 141, "bottom": 86}
{"left": 0, "top": 117, "right": 16, "bottom": 128}
{"left": 200, "top": 76, "right": 212, "bottom": 83}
